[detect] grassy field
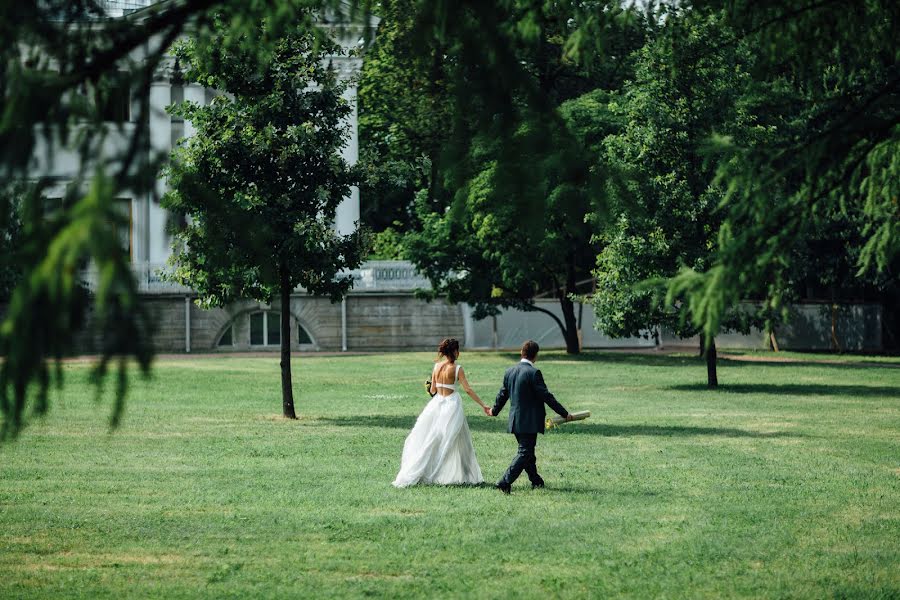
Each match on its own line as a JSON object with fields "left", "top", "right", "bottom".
{"left": 1, "top": 350, "right": 898, "bottom": 599}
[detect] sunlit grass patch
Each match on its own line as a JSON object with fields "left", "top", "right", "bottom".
{"left": 1, "top": 350, "right": 898, "bottom": 598}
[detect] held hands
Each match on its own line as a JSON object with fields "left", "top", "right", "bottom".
{"left": 482, "top": 405, "right": 493, "bottom": 416}
{"left": 565, "top": 413, "right": 575, "bottom": 422}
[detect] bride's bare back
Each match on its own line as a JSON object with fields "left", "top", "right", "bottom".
{"left": 432, "top": 360, "right": 459, "bottom": 396}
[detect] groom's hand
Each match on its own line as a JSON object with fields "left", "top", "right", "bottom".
{"left": 565, "top": 413, "right": 575, "bottom": 422}
{"left": 483, "top": 406, "right": 493, "bottom": 416}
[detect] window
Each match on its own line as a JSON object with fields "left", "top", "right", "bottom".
{"left": 250, "top": 312, "right": 265, "bottom": 345}
{"left": 267, "top": 311, "right": 281, "bottom": 346}
{"left": 97, "top": 79, "right": 131, "bottom": 122}
{"left": 42, "top": 196, "right": 129, "bottom": 261}
{"left": 41, "top": 197, "right": 64, "bottom": 218}
{"left": 298, "top": 324, "right": 313, "bottom": 345}
{"left": 218, "top": 325, "right": 233, "bottom": 347}
{"left": 250, "top": 311, "right": 281, "bottom": 346}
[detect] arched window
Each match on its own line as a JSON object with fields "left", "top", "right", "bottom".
{"left": 217, "top": 325, "right": 233, "bottom": 347}
{"left": 298, "top": 324, "right": 313, "bottom": 345}
{"left": 250, "top": 311, "right": 281, "bottom": 346}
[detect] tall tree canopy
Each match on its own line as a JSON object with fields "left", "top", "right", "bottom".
{"left": 375, "top": 1, "right": 650, "bottom": 353}
{"left": 164, "top": 25, "right": 369, "bottom": 419}
{"left": 590, "top": 12, "right": 761, "bottom": 386}
{"left": 357, "top": 0, "right": 454, "bottom": 233}
{"left": 665, "top": 0, "right": 900, "bottom": 340}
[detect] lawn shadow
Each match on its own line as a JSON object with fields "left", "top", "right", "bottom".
{"left": 318, "top": 415, "right": 800, "bottom": 438}
{"left": 483, "top": 350, "right": 899, "bottom": 370}
{"left": 717, "top": 356, "right": 900, "bottom": 370}
{"left": 396, "top": 480, "right": 615, "bottom": 496}
{"left": 667, "top": 383, "right": 899, "bottom": 397}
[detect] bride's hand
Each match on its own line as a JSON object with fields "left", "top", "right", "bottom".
{"left": 482, "top": 405, "right": 493, "bottom": 416}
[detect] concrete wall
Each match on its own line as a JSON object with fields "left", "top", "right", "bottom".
{"left": 345, "top": 295, "right": 464, "bottom": 351}
{"left": 3, "top": 295, "right": 885, "bottom": 355}
{"left": 463, "top": 300, "right": 653, "bottom": 350}
{"left": 711, "top": 303, "right": 883, "bottom": 352}
{"left": 464, "top": 299, "right": 884, "bottom": 352}
{"left": 134, "top": 293, "right": 465, "bottom": 353}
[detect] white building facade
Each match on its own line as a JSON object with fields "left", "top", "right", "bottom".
{"left": 27, "top": 2, "right": 470, "bottom": 355}
{"left": 33, "top": 1, "right": 370, "bottom": 273}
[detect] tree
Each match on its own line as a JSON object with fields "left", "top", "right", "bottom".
{"left": 0, "top": 0, "right": 370, "bottom": 437}
{"left": 6, "top": 0, "right": 895, "bottom": 434}
{"left": 591, "top": 12, "right": 761, "bottom": 386}
{"left": 662, "top": 0, "right": 900, "bottom": 341}
{"left": 163, "top": 26, "right": 369, "bottom": 419}
{"left": 395, "top": 3, "right": 649, "bottom": 354}
{"left": 404, "top": 119, "right": 598, "bottom": 353}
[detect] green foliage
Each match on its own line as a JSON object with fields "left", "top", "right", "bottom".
{"left": 403, "top": 113, "right": 601, "bottom": 352}
{"left": 1, "top": 353, "right": 898, "bottom": 596}
{"left": 367, "top": 223, "right": 406, "bottom": 260}
{"left": 361, "top": 0, "right": 898, "bottom": 349}
{"left": 358, "top": 0, "right": 651, "bottom": 235}
{"left": 591, "top": 11, "right": 762, "bottom": 344}
{"left": 357, "top": 0, "right": 453, "bottom": 231}
{"left": 0, "top": 0, "right": 375, "bottom": 436}
{"left": 0, "top": 173, "right": 153, "bottom": 439}
{"left": 663, "top": 0, "right": 900, "bottom": 338}
{"left": 4, "top": 0, "right": 898, "bottom": 433}
{"left": 389, "top": 3, "right": 651, "bottom": 353}
{"left": 164, "top": 24, "right": 369, "bottom": 307}
{"left": 0, "top": 182, "right": 25, "bottom": 302}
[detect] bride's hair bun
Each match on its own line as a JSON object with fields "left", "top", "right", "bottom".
{"left": 437, "top": 338, "right": 460, "bottom": 361}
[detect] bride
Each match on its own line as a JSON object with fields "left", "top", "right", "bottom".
{"left": 392, "top": 338, "right": 491, "bottom": 488}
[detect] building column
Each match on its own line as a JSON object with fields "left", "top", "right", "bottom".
{"left": 148, "top": 68, "right": 172, "bottom": 266}
{"left": 334, "top": 57, "right": 361, "bottom": 236}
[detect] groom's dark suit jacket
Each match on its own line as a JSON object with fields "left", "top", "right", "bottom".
{"left": 492, "top": 361, "right": 569, "bottom": 434}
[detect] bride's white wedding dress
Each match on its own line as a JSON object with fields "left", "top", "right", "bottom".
{"left": 392, "top": 364, "right": 484, "bottom": 487}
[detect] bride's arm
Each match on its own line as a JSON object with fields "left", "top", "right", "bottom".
{"left": 458, "top": 367, "right": 490, "bottom": 412}
{"left": 429, "top": 364, "right": 439, "bottom": 396}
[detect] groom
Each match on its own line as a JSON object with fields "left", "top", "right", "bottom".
{"left": 489, "top": 340, "right": 573, "bottom": 493}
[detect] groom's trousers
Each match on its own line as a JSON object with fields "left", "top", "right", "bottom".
{"left": 499, "top": 433, "right": 542, "bottom": 486}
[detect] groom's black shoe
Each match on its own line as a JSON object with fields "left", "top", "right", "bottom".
{"left": 531, "top": 480, "right": 545, "bottom": 490}
{"left": 496, "top": 482, "right": 512, "bottom": 495}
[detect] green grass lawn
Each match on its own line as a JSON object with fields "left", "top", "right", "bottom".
{"left": 1, "top": 350, "right": 898, "bottom": 599}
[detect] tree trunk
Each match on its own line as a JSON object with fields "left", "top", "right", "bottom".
{"left": 559, "top": 295, "right": 580, "bottom": 354}
{"left": 530, "top": 303, "right": 578, "bottom": 355}
{"left": 706, "top": 336, "right": 718, "bottom": 389}
{"left": 830, "top": 303, "right": 842, "bottom": 353}
{"left": 559, "top": 252, "right": 580, "bottom": 355}
{"left": 279, "top": 264, "right": 296, "bottom": 419}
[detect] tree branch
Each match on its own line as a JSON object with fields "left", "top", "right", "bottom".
{"left": 525, "top": 302, "right": 568, "bottom": 338}
{"left": 729, "top": 0, "right": 845, "bottom": 42}
{"left": 58, "top": 0, "right": 220, "bottom": 87}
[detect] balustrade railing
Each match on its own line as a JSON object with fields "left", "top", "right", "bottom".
{"left": 346, "top": 260, "right": 432, "bottom": 292}
{"left": 80, "top": 260, "right": 432, "bottom": 295}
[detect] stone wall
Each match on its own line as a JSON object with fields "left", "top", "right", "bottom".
{"left": 464, "top": 299, "right": 886, "bottom": 352}
{"left": 1, "top": 295, "right": 886, "bottom": 354}
{"left": 144, "top": 293, "right": 466, "bottom": 353}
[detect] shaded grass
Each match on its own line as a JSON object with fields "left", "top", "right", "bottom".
{"left": 1, "top": 350, "right": 898, "bottom": 598}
